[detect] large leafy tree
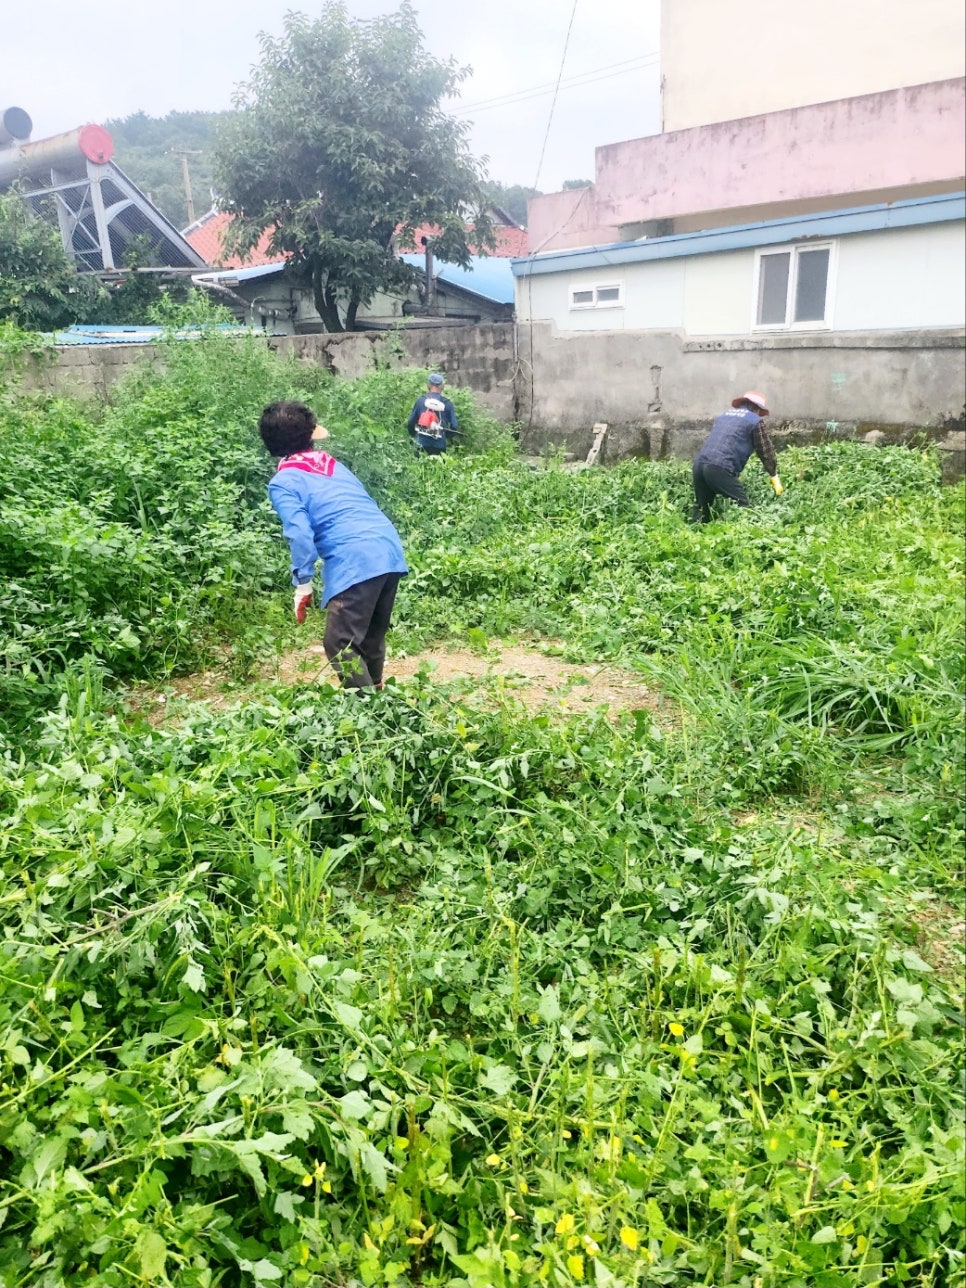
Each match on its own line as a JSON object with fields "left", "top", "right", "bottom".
{"left": 213, "top": 2, "right": 493, "bottom": 332}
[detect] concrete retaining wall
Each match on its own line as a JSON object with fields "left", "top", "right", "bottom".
{"left": 16, "top": 322, "right": 965, "bottom": 477}
{"left": 20, "top": 325, "right": 520, "bottom": 423}
{"left": 515, "top": 323, "right": 966, "bottom": 479}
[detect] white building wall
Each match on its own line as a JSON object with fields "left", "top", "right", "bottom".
{"left": 517, "top": 219, "right": 966, "bottom": 336}
{"left": 682, "top": 250, "right": 755, "bottom": 335}
{"left": 833, "top": 222, "right": 966, "bottom": 330}
{"left": 660, "top": 0, "right": 966, "bottom": 131}
{"left": 519, "top": 260, "right": 685, "bottom": 330}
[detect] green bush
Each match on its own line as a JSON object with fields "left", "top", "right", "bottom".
{"left": 0, "top": 334, "right": 962, "bottom": 1286}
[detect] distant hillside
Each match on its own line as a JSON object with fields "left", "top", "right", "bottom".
{"left": 105, "top": 110, "right": 232, "bottom": 230}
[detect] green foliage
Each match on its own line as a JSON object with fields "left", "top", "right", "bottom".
{"left": 482, "top": 181, "right": 542, "bottom": 228}
{"left": 0, "top": 192, "right": 83, "bottom": 331}
{"left": 80, "top": 236, "right": 195, "bottom": 325}
{"left": 0, "top": 319, "right": 53, "bottom": 380}
{"left": 214, "top": 1, "right": 493, "bottom": 331}
{"left": 0, "top": 336, "right": 963, "bottom": 1286}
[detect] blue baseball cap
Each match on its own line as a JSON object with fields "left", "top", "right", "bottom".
{"left": 427, "top": 372, "right": 444, "bottom": 386}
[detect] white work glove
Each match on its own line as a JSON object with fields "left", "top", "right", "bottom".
{"left": 769, "top": 475, "right": 784, "bottom": 496}
{"left": 293, "top": 583, "right": 314, "bottom": 624}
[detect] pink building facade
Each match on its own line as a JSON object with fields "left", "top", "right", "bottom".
{"left": 527, "top": 79, "right": 966, "bottom": 253}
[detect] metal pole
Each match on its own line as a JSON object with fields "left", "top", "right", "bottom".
{"left": 168, "top": 148, "right": 202, "bottom": 226}
{"left": 180, "top": 153, "right": 195, "bottom": 225}
{"left": 86, "top": 159, "right": 114, "bottom": 269}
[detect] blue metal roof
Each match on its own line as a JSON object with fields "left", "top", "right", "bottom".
{"left": 50, "top": 324, "right": 251, "bottom": 345}
{"left": 399, "top": 253, "right": 515, "bottom": 304}
{"left": 194, "top": 253, "right": 515, "bottom": 304}
{"left": 512, "top": 191, "right": 966, "bottom": 277}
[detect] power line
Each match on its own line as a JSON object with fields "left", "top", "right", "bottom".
{"left": 533, "top": 0, "right": 581, "bottom": 192}
{"left": 450, "top": 52, "right": 660, "bottom": 116}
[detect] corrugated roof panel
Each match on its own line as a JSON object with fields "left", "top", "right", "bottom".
{"left": 51, "top": 324, "right": 250, "bottom": 344}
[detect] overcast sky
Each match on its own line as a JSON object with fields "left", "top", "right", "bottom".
{"left": 1, "top": 0, "right": 661, "bottom": 192}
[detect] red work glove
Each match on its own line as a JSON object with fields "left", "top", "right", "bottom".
{"left": 293, "top": 584, "right": 314, "bottom": 624}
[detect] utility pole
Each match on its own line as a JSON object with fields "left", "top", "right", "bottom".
{"left": 168, "top": 148, "right": 202, "bottom": 225}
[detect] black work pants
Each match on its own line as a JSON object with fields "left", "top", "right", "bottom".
{"left": 690, "top": 460, "right": 750, "bottom": 523}
{"left": 322, "top": 572, "right": 402, "bottom": 689}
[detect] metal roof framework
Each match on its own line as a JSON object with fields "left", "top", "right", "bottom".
{"left": 20, "top": 162, "right": 207, "bottom": 273}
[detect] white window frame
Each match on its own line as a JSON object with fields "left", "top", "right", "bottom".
{"left": 569, "top": 281, "right": 624, "bottom": 311}
{"left": 752, "top": 242, "right": 836, "bottom": 332}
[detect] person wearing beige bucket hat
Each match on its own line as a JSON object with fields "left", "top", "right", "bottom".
{"left": 689, "top": 391, "right": 784, "bottom": 523}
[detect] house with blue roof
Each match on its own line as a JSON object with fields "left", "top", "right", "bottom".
{"left": 191, "top": 253, "right": 514, "bottom": 335}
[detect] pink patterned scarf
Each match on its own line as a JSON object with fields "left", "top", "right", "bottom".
{"left": 277, "top": 450, "right": 336, "bottom": 477}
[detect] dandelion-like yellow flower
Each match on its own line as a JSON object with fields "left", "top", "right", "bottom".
{"left": 300, "top": 1173, "right": 313, "bottom": 1187}
{"left": 518, "top": 1180, "right": 529, "bottom": 1195}
{"left": 830, "top": 1139, "right": 847, "bottom": 1149}
{"left": 555, "top": 1212, "right": 576, "bottom": 1236}
{"left": 828, "top": 1088, "right": 840, "bottom": 1101}
{"left": 669, "top": 1022, "right": 685, "bottom": 1038}
{"left": 485, "top": 1153, "right": 501, "bottom": 1167}
{"left": 620, "top": 1226, "right": 640, "bottom": 1250}
{"left": 567, "top": 1253, "right": 585, "bottom": 1280}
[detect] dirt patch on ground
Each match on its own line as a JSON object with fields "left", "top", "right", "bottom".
{"left": 275, "top": 641, "right": 668, "bottom": 722}
{"left": 125, "top": 641, "right": 670, "bottom": 727}
{"left": 910, "top": 898, "right": 966, "bottom": 987}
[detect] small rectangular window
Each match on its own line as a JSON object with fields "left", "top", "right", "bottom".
{"left": 794, "top": 247, "right": 831, "bottom": 322}
{"left": 754, "top": 244, "right": 832, "bottom": 329}
{"left": 569, "top": 283, "right": 623, "bottom": 310}
{"left": 758, "top": 253, "right": 790, "bottom": 325}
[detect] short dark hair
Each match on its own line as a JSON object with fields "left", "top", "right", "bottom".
{"left": 259, "top": 401, "right": 316, "bottom": 456}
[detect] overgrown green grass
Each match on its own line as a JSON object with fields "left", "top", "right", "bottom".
{"left": 0, "top": 328, "right": 963, "bottom": 1287}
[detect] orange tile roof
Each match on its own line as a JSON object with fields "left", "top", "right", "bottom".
{"left": 493, "top": 224, "right": 530, "bottom": 257}
{"left": 402, "top": 219, "right": 529, "bottom": 258}
{"left": 184, "top": 208, "right": 529, "bottom": 269}
{"left": 182, "top": 209, "right": 284, "bottom": 269}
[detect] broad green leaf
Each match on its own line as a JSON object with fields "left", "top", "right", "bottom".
{"left": 136, "top": 1230, "right": 167, "bottom": 1279}
{"left": 481, "top": 1064, "right": 517, "bottom": 1096}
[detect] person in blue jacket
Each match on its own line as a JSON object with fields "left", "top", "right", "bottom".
{"left": 259, "top": 400, "right": 408, "bottom": 689}
{"left": 406, "top": 373, "right": 459, "bottom": 454}
{"left": 690, "top": 390, "right": 784, "bottom": 523}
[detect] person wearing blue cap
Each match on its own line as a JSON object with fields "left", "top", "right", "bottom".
{"left": 406, "top": 373, "right": 459, "bottom": 454}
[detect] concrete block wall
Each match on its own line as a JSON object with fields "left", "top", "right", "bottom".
{"left": 15, "top": 322, "right": 964, "bottom": 476}
{"left": 515, "top": 323, "right": 966, "bottom": 478}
